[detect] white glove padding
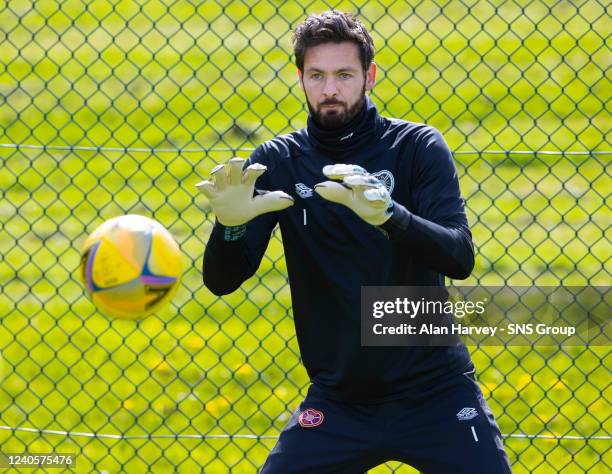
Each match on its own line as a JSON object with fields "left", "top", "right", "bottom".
{"left": 314, "top": 164, "right": 394, "bottom": 226}
{"left": 196, "top": 157, "right": 294, "bottom": 226}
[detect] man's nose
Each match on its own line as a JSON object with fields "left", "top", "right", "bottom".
{"left": 322, "top": 77, "right": 338, "bottom": 96}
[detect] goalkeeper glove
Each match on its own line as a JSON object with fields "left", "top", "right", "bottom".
{"left": 196, "top": 157, "right": 294, "bottom": 226}
{"left": 314, "top": 164, "right": 394, "bottom": 226}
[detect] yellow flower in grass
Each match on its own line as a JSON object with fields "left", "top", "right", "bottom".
{"left": 206, "top": 397, "right": 230, "bottom": 415}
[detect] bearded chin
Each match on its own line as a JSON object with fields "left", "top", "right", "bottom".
{"left": 308, "top": 89, "right": 366, "bottom": 130}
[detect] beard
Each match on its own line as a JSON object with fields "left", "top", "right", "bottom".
{"left": 307, "top": 85, "right": 366, "bottom": 130}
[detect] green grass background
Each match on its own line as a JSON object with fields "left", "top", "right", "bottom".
{"left": 0, "top": 0, "right": 610, "bottom": 472}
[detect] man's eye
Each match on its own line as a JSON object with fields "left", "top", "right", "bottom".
{"left": 311, "top": 73, "right": 322, "bottom": 80}
{"left": 339, "top": 73, "right": 351, "bottom": 79}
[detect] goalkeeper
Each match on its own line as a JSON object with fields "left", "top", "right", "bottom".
{"left": 198, "top": 10, "right": 512, "bottom": 474}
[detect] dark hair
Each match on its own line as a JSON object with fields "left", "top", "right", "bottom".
{"left": 293, "top": 11, "right": 375, "bottom": 73}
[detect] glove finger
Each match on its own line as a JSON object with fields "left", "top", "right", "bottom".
{"left": 210, "top": 163, "right": 227, "bottom": 190}
{"left": 363, "top": 187, "right": 390, "bottom": 205}
{"left": 322, "top": 164, "right": 368, "bottom": 181}
{"left": 343, "top": 174, "right": 382, "bottom": 189}
{"left": 314, "top": 181, "right": 352, "bottom": 205}
{"left": 242, "top": 163, "right": 267, "bottom": 186}
{"left": 195, "top": 180, "right": 215, "bottom": 198}
{"left": 251, "top": 191, "right": 294, "bottom": 215}
{"left": 228, "top": 157, "right": 247, "bottom": 186}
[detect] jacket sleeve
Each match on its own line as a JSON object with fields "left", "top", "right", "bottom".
{"left": 379, "top": 127, "right": 475, "bottom": 280}
{"left": 202, "top": 149, "right": 278, "bottom": 295}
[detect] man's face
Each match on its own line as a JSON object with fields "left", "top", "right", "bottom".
{"left": 299, "top": 42, "right": 376, "bottom": 129}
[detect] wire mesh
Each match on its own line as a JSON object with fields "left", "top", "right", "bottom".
{"left": 0, "top": 0, "right": 610, "bottom": 472}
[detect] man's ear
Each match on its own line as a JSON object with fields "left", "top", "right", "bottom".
{"left": 365, "top": 62, "right": 377, "bottom": 91}
{"left": 297, "top": 69, "right": 304, "bottom": 89}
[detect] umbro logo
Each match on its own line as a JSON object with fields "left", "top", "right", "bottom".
{"left": 295, "top": 183, "right": 313, "bottom": 198}
{"left": 456, "top": 407, "right": 478, "bottom": 421}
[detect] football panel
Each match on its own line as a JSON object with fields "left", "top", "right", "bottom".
{"left": 91, "top": 237, "right": 141, "bottom": 289}
{"left": 147, "top": 227, "right": 182, "bottom": 278}
{"left": 141, "top": 279, "right": 180, "bottom": 315}
{"left": 80, "top": 243, "right": 98, "bottom": 292}
{"left": 92, "top": 279, "right": 148, "bottom": 320}
{"left": 92, "top": 277, "right": 179, "bottom": 320}
{"left": 112, "top": 225, "right": 150, "bottom": 273}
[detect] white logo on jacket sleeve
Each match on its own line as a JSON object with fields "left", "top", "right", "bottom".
{"left": 456, "top": 407, "right": 478, "bottom": 421}
{"left": 295, "top": 183, "right": 313, "bottom": 198}
{"left": 372, "top": 170, "right": 395, "bottom": 194}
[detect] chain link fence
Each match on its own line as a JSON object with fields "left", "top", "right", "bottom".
{"left": 0, "top": 0, "right": 610, "bottom": 472}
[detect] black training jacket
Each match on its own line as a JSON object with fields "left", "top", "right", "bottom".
{"left": 202, "top": 96, "right": 475, "bottom": 403}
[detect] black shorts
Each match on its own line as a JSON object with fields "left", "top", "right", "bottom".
{"left": 261, "top": 371, "right": 512, "bottom": 473}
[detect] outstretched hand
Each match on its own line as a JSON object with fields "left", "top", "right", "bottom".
{"left": 314, "top": 164, "right": 394, "bottom": 226}
{"left": 196, "top": 158, "right": 294, "bottom": 226}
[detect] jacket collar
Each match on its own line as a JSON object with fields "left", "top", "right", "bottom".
{"left": 307, "top": 95, "right": 383, "bottom": 159}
